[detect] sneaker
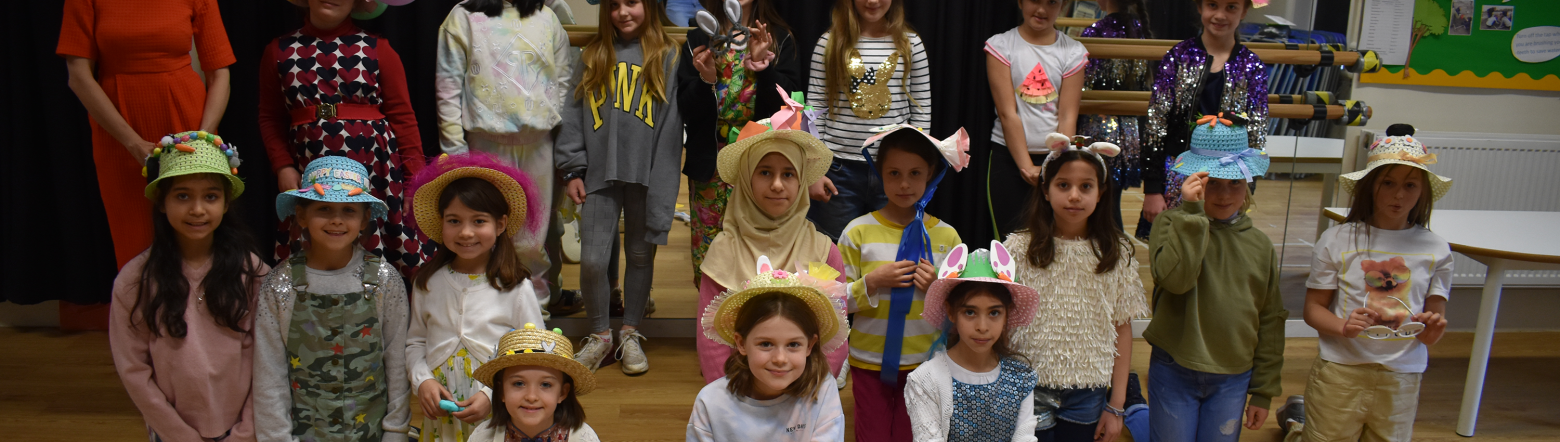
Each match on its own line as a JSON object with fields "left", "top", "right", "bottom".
{"left": 1125, "top": 371, "right": 1147, "bottom": 408}
{"left": 835, "top": 358, "right": 849, "bottom": 389}
{"left": 574, "top": 332, "right": 613, "bottom": 373}
{"left": 547, "top": 289, "right": 585, "bottom": 318}
{"left": 1277, "top": 395, "right": 1305, "bottom": 432}
{"left": 618, "top": 329, "right": 650, "bottom": 375}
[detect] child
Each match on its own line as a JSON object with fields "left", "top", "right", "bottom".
{"left": 906, "top": 242, "right": 1041, "bottom": 442}
{"left": 555, "top": 0, "right": 684, "bottom": 376}
{"left": 253, "top": 156, "right": 411, "bottom": 442}
{"left": 1003, "top": 134, "right": 1145, "bottom": 442}
{"left": 806, "top": 0, "right": 932, "bottom": 240}
{"left": 838, "top": 124, "right": 969, "bottom": 441}
{"left": 467, "top": 324, "right": 601, "bottom": 441}
{"left": 688, "top": 259, "right": 849, "bottom": 441}
{"left": 1295, "top": 124, "right": 1453, "bottom": 441}
{"left": 1077, "top": 0, "right": 1154, "bottom": 230}
{"left": 678, "top": 0, "right": 801, "bottom": 285}
{"left": 696, "top": 110, "right": 850, "bottom": 383}
{"left": 404, "top": 153, "right": 550, "bottom": 441}
{"left": 985, "top": 0, "right": 1089, "bottom": 238}
{"left": 111, "top": 132, "right": 266, "bottom": 442}
{"left": 1138, "top": 0, "right": 1269, "bottom": 239}
{"left": 434, "top": 0, "right": 573, "bottom": 307}
{"left": 260, "top": 0, "right": 430, "bottom": 277}
{"left": 1144, "top": 116, "right": 1285, "bottom": 442}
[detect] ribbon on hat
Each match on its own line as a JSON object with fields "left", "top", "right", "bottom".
{"left": 1190, "top": 146, "right": 1264, "bottom": 182}
{"left": 1367, "top": 151, "right": 1439, "bottom": 165}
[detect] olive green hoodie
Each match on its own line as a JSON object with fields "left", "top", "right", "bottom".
{"left": 1145, "top": 201, "right": 1287, "bottom": 409}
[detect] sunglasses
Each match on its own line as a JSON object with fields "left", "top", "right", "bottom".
{"left": 1361, "top": 295, "right": 1424, "bottom": 340}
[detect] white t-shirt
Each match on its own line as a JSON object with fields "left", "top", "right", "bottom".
{"left": 686, "top": 376, "right": 845, "bottom": 442}
{"left": 1307, "top": 222, "right": 1454, "bottom": 373}
{"left": 985, "top": 29, "right": 1089, "bottom": 153}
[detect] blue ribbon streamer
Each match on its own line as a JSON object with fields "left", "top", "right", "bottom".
{"left": 862, "top": 148, "right": 946, "bottom": 385}
{"left": 1190, "top": 147, "right": 1261, "bottom": 182}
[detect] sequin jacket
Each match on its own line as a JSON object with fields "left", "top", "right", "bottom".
{"left": 1143, "top": 37, "right": 1269, "bottom": 195}
{"left": 1080, "top": 13, "right": 1155, "bottom": 187}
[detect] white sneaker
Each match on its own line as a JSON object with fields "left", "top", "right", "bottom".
{"left": 617, "top": 329, "right": 650, "bottom": 376}
{"left": 575, "top": 332, "right": 613, "bottom": 372}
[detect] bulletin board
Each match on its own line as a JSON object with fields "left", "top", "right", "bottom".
{"left": 1360, "top": 0, "right": 1560, "bottom": 91}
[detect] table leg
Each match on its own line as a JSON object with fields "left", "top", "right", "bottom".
{"left": 1316, "top": 173, "right": 1337, "bottom": 240}
{"left": 1457, "top": 258, "right": 1509, "bottom": 437}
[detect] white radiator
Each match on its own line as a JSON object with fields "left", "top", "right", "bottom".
{"left": 1358, "top": 130, "right": 1560, "bottom": 286}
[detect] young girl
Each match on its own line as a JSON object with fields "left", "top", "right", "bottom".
{"left": 1144, "top": 117, "right": 1284, "bottom": 442}
{"left": 806, "top": 0, "right": 932, "bottom": 240}
{"left": 678, "top": 0, "right": 802, "bottom": 285}
{"left": 688, "top": 260, "right": 848, "bottom": 441}
{"left": 435, "top": 0, "right": 573, "bottom": 305}
{"left": 260, "top": 0, "right": 431, "bottom": 277}
{"left": 1077, "top": 0, "right": 1153, "bottom": 230}
{"left": 467, "top": 324, "right": 601, "bottom": 441}
{"left": 986, "top": 0, "right": 1089, "bottom": 239}
{"left": 696, "top": 111, "right": 850, "bottom": 383}
{"left": 405, "top": 153, "right": 549, "bottom": 441}
{"left": 906, "top": 242, "right": 1041, "bottom": 442}
{"left": 253, "top": 156, "right": 411, "bottom": 442}
{"left": 1298, "top": 124, "right": 1453, "bottom": 441}
{"left": 111, "top": 132, "right": 265, "bottom": 442}
{"left": 838, "top": 124, "right": 967, "bottom": 441}
{"left": 1138, "top": 0, "right": 1269, "bottom": 239}
{"left": 1004, "top": 134, "right": 1146, "bottom": 442}
{"left": 556, "top": 0, "right": 684, "bottom": 376}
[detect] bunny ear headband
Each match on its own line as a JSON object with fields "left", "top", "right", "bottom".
{"left": 695, "top": 0, "right": 751, "bottom": 56}
{"left": 1038, "top": 133, "right": 1122, "bottom": 177}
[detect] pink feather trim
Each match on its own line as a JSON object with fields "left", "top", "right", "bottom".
{"left": 406, "top": 151, "right": 546, "bottom": 237}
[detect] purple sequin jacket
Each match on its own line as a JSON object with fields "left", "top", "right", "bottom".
{"left": 1081, "top": 13, "right": 1153, "bottom": 91}
{"left": 1144, "top": 37, "right": 1269, "bottom": 195}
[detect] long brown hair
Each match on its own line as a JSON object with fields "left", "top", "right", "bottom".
{"left": 942, "top": 282, "right": 1027, "bottom": 365}
{"left": 822, "top": 0, "right": 918, "bottom": 118}
{"left": 575, "top": 0, "right": 681, "bottom": 105}
{"left": 1020, "top": 151, "right": 1130, "bottom": 274}
{"left": 724, "top": 292, "right": 831, "bottom": 401}
{"left": 134, "top": 175, "right": 263, "bottom": 338}
{"left": 488, "top": 368, "right": 587, "bottom": 431}
{"left": 413, "top": 178, "right": 530, "bottom": 292}
{"left": 1342, "top": 165, "right": 1436, "bottom": 229}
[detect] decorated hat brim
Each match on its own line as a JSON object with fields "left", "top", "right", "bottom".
{"left": 701, "top": 285, "right": 848, "bottom": 354}
{"left": 1170, "top": 150, "right": 1272, "bottom": 181}
{"left": 145, "top": 169, "right": 246, "bottom": 201}
{"left": 922, "top": 276, "right": 1040, "bottom": 330}
{"left": 275, "top": 189, "right": 389, "bottom": 221}
{"left": 410, "top": 166, "right": 537, "bottom": 243}
{"left": 717, "top": 129, "right": 833, "bottom": 187}
{"left": 1338, "top": 160, "right": 1454, "bottom": 202}
{"left": 472, "top": 352, "right": 597, "bottom": 396}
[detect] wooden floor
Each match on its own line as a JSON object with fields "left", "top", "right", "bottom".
{"left": 3, "top": 328, "right": 1555, "bottom": 441}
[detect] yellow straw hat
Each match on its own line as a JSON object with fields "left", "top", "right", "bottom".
{"left": 1339, "top": 129, "right": 1453, "bottom": 201}
{"left": 406, "top": 153, "right": 542, "bottom": 242}
{"left": 699, "top": 256, "right": 849, "bottom": 353}
{"left": 472, "top": 324, "right": 596, "bottom": 395}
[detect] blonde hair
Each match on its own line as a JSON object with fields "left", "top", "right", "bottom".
{"left": 575, "top": 0, "right": 681, "bottom": 105}
{"left": 822, "top": 0, "right": 918, "bottom": 118}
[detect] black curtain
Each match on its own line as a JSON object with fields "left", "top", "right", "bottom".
{"left": 1150, "top": 0, "right": 1203, "bottom": 41}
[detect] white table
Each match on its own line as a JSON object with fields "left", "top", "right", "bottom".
{"left": 1267, "top": 136, "right": 1345, "bottom": 238}
{"left": 1324, "top": 208, "right": 1560, "bottom": 437}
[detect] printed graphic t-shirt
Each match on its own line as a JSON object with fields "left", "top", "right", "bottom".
{"left": 984, "top": 28, "right": 1089, "bottom": 153}
{"left": 1307, "top": 222, "right": 1453, "bottom": 373}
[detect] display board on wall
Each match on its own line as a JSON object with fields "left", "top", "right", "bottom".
{"left": 1359, "top": 0, "right": 1560, "bottom": 91}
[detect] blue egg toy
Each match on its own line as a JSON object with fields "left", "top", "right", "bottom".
{"left": 439, "top": 399, "right": 464, "bottom": 413}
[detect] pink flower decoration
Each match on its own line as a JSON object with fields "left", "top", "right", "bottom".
{"left": 771, "top": 270, "right": 790, "bottom": 279}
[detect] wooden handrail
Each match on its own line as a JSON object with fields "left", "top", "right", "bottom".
{"left": 1080, "top": 100, "right": 1370, "bottom": 120}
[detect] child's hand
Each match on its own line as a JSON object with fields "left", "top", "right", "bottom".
{"left": 744, "top": 21, "right": 774, "bottom": 72}
{"left": 912, "top": 259, "right": 936, "bottom": 292}
{"left": 1413, "top": 311, "right": 1448, "bottom": 345}
{"left": 416, "top": 380, "right": 452, "bottom": 419}
{"left": 808, "top": 178, "right": 837, "bottom": 202}
{"left": 691, "top": 45, "right": 717, "bottom": 84}
{"left": 1094, "top": 410, "right": 1123, "bottom": 442}
{"left": 1341, "top": 307, "right": 1378, "bottom": 338}
{"left": 565, "top": 178, "right": 587, "bottom": 205}
{"left": 1180, "top": 172, "right": 1211, "bottom": 203}
{"left": 277, "top": 166, "right": 302, "bottom": 192}
{"left": 865, "top": 260, "right": 916, "bottom": 295}
{"left": 1243, "top": 405, "right": 1268, "bottom": 430}
{"left": 452, "top": 391, "right": 491, "bottom": 424}
{"left": 1142, "top": 194, "right": 1167, "bottom": 222}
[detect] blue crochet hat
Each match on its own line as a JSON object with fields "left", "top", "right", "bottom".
{"left": 275, "top": 156, "right": 388, "bottom": 221}
{"left": 1171, "top": 114, "right": 1270, "bottom": 182}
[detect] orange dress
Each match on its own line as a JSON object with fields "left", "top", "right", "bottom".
{"left": 57, "top": 0, "right": 235, "bottom": 269}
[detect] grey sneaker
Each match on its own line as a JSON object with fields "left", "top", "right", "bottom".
{"left": 1277, "top": 395, "right": 1305, "bottom": 432}
{"left": 574, "top": 332, "right": 613, "bottom": 373}
{"left": 617, "top": 329, "right": 650, "bottom": 376}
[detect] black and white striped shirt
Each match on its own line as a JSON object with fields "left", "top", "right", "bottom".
{"left": 806, "top": 32, "right": 933, "bottom": 162}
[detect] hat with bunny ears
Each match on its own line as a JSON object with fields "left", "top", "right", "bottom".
{"left": 1039, "top": 132, "right": 1121, "bottom": 178}
{"left": 860, "top": 124, "right": 972, "bottom": 173}
{"left": 700, "top": 256, "right": 851, "bottom": 354}
{"left": 922, "top": 241, "right": 1040, "bottom": 330}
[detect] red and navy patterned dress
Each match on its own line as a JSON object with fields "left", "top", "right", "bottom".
{"left": 259, "top": 21, "right": 431, "bottom": 277}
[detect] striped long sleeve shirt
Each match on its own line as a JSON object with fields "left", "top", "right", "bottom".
{"left": 806, "top": 32, "right": 933, "bottom": 162}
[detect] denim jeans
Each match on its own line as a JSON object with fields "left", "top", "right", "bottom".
{"left": 1148, "top": 346, "right": 1252, "bottom": 442}
{"left": 664, "top": 0, "right": 706, "bottom": 27}
{"left": 807, "top": 158, "right": 887, "bottom": 241}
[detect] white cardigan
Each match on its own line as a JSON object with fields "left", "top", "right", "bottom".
{"left": 467, "top": 420, "right": 599, "bottom": 442}
{"left": 905, "top": 352, "right": 1038, "bottom": 442}
{"left": 406, "top": 269, "right": 545, "bottom": 397}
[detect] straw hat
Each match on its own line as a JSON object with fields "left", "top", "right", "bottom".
{"left": 275, "top": 156, "right": 389, "bottom": 220}
{"left": 472, "top": 324, "right": 597, "bottom": 395}
{"left": 144, "top": 131, "right": 245, "bottom": 200}
{"left": 700, "top": 256, "right": 849, "bottom": 354}
{"left": 406, "top": 152, "right": 541, "bottom": 242}
{"left": 717, "top": 86, "right": 832, "bottom": 185}
{"left": 1171, "top": 113, "right": 1271, "bottom": 182}
{"left": 1339, "top": 128, "right": 1453, "bottom": 201}
{"left": 922, "top": 241, "right": 1040, "bottom": 330}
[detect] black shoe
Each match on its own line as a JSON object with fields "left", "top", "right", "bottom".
{"left": 1277, "top": 395, "right": 1305, "bottom": 432}
{"left": 1125, "top": 371, "right": 1147, "bottom": 408}
{"left": 609, "top": 287, "right": 657, "bottom": 318}
{"left": 548, "top": 289, "right": 585, "bottom": 317}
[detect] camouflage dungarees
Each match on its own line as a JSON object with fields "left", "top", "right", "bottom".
{"left": 285, "top": 254, "right": 390, "bottom": 442}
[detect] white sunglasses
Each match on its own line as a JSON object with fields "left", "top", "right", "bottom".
{"left": 1361, "top": 295, "right": 1424, "bottom": 340}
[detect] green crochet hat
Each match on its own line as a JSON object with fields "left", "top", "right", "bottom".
{"left": 143, "top": 131, "right": 245, "bottom": 200}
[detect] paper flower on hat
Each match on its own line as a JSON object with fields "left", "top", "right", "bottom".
{"left": 695, "top": 0, "right": 751, "bottom": 55}
{"left": 700, "top": 256, "right": 850, "bottom": 353}
{"left": 862, "top": 124, "right": 972, "bottom": 172}
{"left": 1038, "top": 132, "right": 1121, "bottom": 177}
{"left": 770, "top": 85, "right": 822, "bottom": 138}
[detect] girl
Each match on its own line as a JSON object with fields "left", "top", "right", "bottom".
{"left": 111, "top": 132, "right": 264, "bottom": 442}
{"left": 405, "top": 153, "right": 549, "bottom": 442}
{"left": 688, "top": 261, "right": 849, "bottom": 441}
{"left": 986, "top": 0, "right": 1089, "bottom": 239}
{"left": 806, "top": 0, "right": 932, "bottom": 240}
{"left": 434, "top": 0, "right": 573, "bottom": 305}
{"left": 1299, "top": 124, "right": 1453, "bottom": 441}
{"left": 678, "top": 0, "right": 801, "bottom": 286}
{"left": 906, "top": 242, "right": 1041, "bottom": 442}
{"left": 1004, "top": 134, "right": 1146, "bottom": 442}
{"left": 253, "top": 156, "right": 411, "bottom": 442}
{"left": 1077, "top": 0, "right": 1154, "bottom": 230}
{"left": 1138, "top": 0, "right": 1269, "bottom": 240}
{"left": 260, "top": 0, "right": 431, "bottom": 277}
{"left": 1144, "top": 117, "right": 1284, "bottom": 442}
{"left": 468, "top": 324, "right": 601, "bottom": 441}
{"left": 696, "top": 112, "right": 850, "bottom": 383}
{"left": 556, "top": 0, "right": 684, "bottom": 376}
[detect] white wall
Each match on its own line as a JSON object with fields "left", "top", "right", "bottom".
{"left": 564, "top": 0, "right": 598, "bottom": 26}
